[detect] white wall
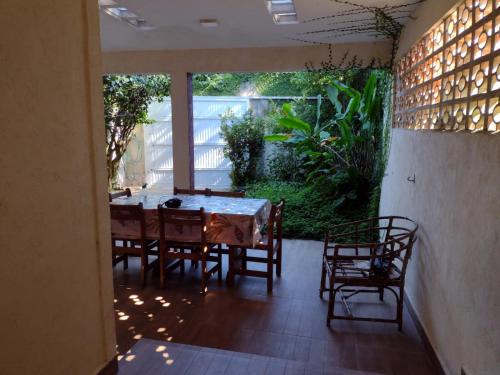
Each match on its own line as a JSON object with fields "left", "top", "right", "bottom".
{"left": 0, "top": 1, "right": 116, "bottom": 374}
{"left": 124, "top": 97, "right": 250, "bottom": 191}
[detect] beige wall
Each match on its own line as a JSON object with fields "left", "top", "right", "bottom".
{"left": 380, "top": 130, "right": 500, "bottom": 375}
{"left": 383, "top": 1, "right": 500, "bottom": 374}
{"left": 101, "top": 41, "right": 392, "bottom": 75}
{"left": 102, "top": 41, "right": 392, "bottom": 188}
{"left": 0, "top": 1, "right": 116, "bottom": 374}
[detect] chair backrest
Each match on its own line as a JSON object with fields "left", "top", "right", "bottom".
{"left": 173, "top": 186, "right": 211, "bottom": 196}
{"left": 109, "top": 202, "right": 146, "bottom": 242}
{"left": 157, "top": 206, "right": 207, "bottom": 246}
{"left": 210, "top": 190, "right": 245, "bottom": 198}
{"left": 109, "top": 188, "right": 131, "bottom": 202}
{"left": 267, "top": 200, "right": 285, "bottom": 244}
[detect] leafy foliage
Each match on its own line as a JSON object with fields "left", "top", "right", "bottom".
{"left": 193, "top": 73, "right": 255, "bottom": 96}
{"left": 220, "top": 111, "right": 265, "bottom": 188}
{"left": 265, "top": 71, "right": 384, "bottom": 191}
{"left": 103, "top": 75, "right": 170, "bottom": 188}
{"left": 246, "top": 181, "right": 368, "bottom": 240}
{"left": 254, "top": 70, "right": 392, "bottom": 238}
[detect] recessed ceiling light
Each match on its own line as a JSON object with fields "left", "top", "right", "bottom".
{"left": 98, "top": 0, "right": 117, "bottom": 6}
{"left": 266, "top": 0, "right": 299, "bottom": 25}
{"left": 200, "top": 19, "right": 219, "bottom": 28}
{"left": 100, "top": 2, "right": 156, "bottom": 31}
{"left": 104, "top": 7, "right": 138, "bottom": 20}
{"left": 267, "top": 0, "right": 295, "bottom": 14}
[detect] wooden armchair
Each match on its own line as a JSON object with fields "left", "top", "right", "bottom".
{"left": 109, "top": 188, "right": 131, "bottom": 202}
{"left": 320, "top": 216, "right": 418, "bottom": 330}
{"left": 110, "top": 203, "right": 158, "bottom": 286}
{"left": 157, "top": 206, "right": 222, "bottom": 295}
{"left": 228, "top": 200, "right": 284, "bottom": 293}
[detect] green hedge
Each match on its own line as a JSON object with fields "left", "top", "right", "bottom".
{"left": 246, "top": 181, "right": 368, "bottom": 240}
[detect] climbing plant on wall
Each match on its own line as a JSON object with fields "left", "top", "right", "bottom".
{"left": 291, "top": 0, "right": 426, "bottom": 70}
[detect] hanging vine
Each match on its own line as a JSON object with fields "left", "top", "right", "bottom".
{"left": 294, "top": 0, "right": 426, "bottom": 71}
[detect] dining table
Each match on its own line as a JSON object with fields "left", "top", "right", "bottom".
{"left": 110, "top": 191, "right": 272, "bottom": 248}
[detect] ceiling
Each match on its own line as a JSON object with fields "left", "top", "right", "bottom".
{"left": 99, "top": 0, "right": 425, "bottom": 52}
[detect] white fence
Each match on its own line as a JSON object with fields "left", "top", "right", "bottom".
{"left": 193, "top": 97, "right": 249, "bottom": 189}
{"left": 121, "top": 96, "right": 250, "bottom": 191}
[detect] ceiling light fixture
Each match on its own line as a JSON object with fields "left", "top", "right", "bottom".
{"left": 266, "top": 0, "right": 299, "bottom": 25}
{"left": 267, "top": 0, "right": 295, "bottom": 14}
{"left": 200, "top": 18, "right": 219, "bottom": 28}
{"left": 99, "top": 0, "right": 156, "bottom": 31}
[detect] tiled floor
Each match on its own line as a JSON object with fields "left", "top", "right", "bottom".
{"left": 119, "top": 338, "right": 385, "bottom": 374}
{"left": 113, "top": 239, "right": 437, "bottom": 374}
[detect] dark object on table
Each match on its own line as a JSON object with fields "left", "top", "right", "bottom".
{"left": 164, "top": 198, "right": 182, "bottom": 208}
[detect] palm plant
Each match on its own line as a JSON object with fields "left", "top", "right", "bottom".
{"left": 264, "top": 72, "right": 383, "bottom": 203}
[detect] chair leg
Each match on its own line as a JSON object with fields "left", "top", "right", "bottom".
{"left": 159, "top": 249, "right": 166, "bottom": 289}
{"left": 397, "top": 287, "right": 404, "bottom": 332}
{"left": 227, "top": 246, "right": 235, "bottom": 287}
{"left": 276, "top": 245, "right": 282, "bottom": 277}
{"left": 122, "top": 242, "right": 128, "bottom": 270}
{"left": 327, "top": 286, "right": 335, "bottom": 327}
{"left": 379, "top": 286, "right": 384, "bottom": 301}
{"left": 140, "top": 251, "right": 148, "bottom": 287}
{"left": 241, "top": 248, "right": 247, "bottom": 270}
{"left": 180, "top": 249, "right": 185, "bottom": 276}
{"left": 217, "top": 244, "right": 223, "bottom": 283}
{"left": 320, "top": 261, "right": 326, "bottom": 299}
{"left": 200, "top": 257, "right": 208, "bottom": 295}
{"left": 267, "top": 248, "right": 273, "bottom": 294}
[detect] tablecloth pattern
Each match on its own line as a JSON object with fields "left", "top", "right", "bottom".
{"left": 110, "top": 193, "right": 271, "bottom": 247}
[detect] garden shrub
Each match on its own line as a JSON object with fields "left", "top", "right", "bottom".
{"left": 246, "top": 180, "right": 368, "bottom": 240}
{"left": 220, "top": 110, "right": 265, "bottom": 189}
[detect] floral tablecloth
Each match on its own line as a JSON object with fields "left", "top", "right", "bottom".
{"left": 110, "top": 193, "right": 271, "bottom": 247}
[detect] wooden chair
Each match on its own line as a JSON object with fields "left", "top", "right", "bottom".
{"left": 173, "top": 187, "right": 245, "bottom": 198}
{"left": 173, "top": 186, "right": 211, "bottom": 196}
{"left": 320, "top": 216, "right": 418, "bottom": 331}
{"left": 227, "top": 200, "right": 284, "bottom": 293}
{"left": 157, "top": 206, "right": 222, "bottom": 295}
{"left": 209, "top": 190, "right": 245, "bottom": 198}
{"left": 110, "top": 203, "right": 158, "bottom": 286}
{"left": 109, "top": 188, "right": 132, "bottom": 202}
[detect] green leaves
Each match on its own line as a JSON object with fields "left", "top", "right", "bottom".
{"left": 326, "top": 86, "right": 342, "bottom": 114}
{"left": 282, "top": 103, "right": 296, "bottom": 117}
{"left": 103, "top": 74, "right": 170, "bottom": 188}
{"left": 264, "top": 71, "right": 383, "bottom": 189}
{"left": 278, "top": 117, "right": 311, "bottom": 133}
{"left": 264, "top": 134, "right": 290, "bottom": 141}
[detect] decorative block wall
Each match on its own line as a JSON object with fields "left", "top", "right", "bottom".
{"left": 395, "top": 0, "right": 500, "bottom": 133}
